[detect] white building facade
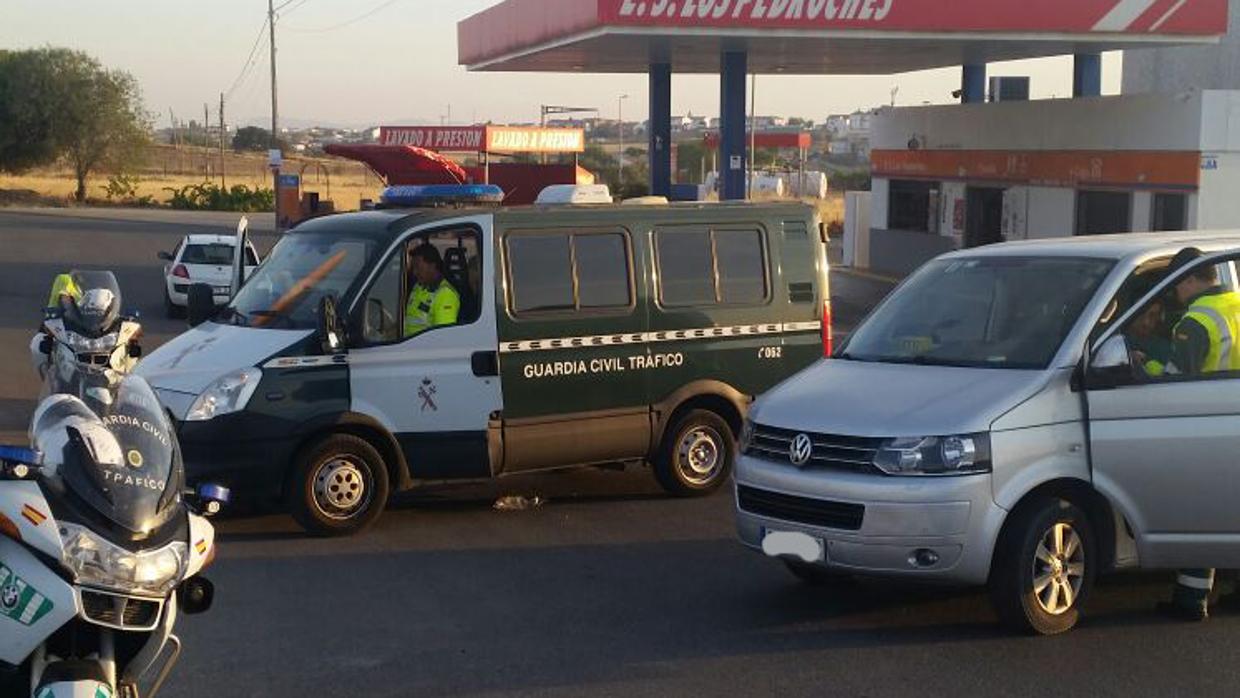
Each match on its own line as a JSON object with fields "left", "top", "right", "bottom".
{"left": 864, "top": 90, "right": 1240, "bottom": 275}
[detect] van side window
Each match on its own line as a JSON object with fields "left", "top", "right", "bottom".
{"left": 358, "top": 227, "right": 483, "bottom": 345}
{"left": 655, "top": 227, "right": 769, "bottom": 307}
{"left": 360, "top": 252, "right": 404, "bottom": 344}
{"left": 575, "top": 234, "right": 631, "bottom": 309}
{"left": 506, "top": 231, "right": 633, "bottom": 315}
{"left": 715, "top": 229, "right": 767, "bottom": 304}
{"left": 508, "top": 235, "right": 576, "bottom": 313}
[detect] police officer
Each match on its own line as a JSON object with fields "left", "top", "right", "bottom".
{"left": 47, "top": 272, "right": 82, "bottom": 309}
{"left": 1159, "top": 248, "right": 1240, "bottom": 620}
{"left": 404, "top": 243, "right": 460, "bottom": 338}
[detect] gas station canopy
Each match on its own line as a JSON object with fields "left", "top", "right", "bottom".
{"left": 460, "top": 0, "right": 1227, "bottom": 74}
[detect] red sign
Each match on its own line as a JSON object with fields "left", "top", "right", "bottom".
{"left": 379, "top": 126, "right": 585, "bottom": 154}
{"left": 600, "top": 0, "right": 1226, "bottom": 34}
{"left": 703, "top": 131, "right": 812, "bottom": 149}
{"left": 380, "top": 127, "right": 487, "bottom": 150}
{"left": 872, "top": 149, "right": 1201, "bottom": 190}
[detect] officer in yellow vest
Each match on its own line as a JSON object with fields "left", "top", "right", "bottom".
{"left": 404, "top": 243, "right": 460, "bottom": 338}
{"left": 1160, "top": 248, "right": 1240, "bottom": 621}
{"left": 47, "top": 273, "right": 82, "bottom": 309}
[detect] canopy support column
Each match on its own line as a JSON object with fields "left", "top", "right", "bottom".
{"left": 1074, "top": 53, "right": 1102, "bottom": 97}
{"left": 649, "top": 62, "right": 673, "bottom": 198}
{"left": 962, "top": 64, "right": 987, "bottom": 103}
{"left": 720, "top": 51, "right": 748, "bottom": 201}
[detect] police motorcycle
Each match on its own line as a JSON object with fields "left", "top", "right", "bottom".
{"left": 2, "top": 272, "right": 229, "bottom": 697}
{"left": 30, "top": 271, "right": 142, "bottom": 392}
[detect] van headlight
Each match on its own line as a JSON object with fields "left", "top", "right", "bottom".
{"left": 59, "top": 523, "right": 187, "bottom": 596}
{"left": 873, "top": 434, "right": 991, "bottom": 476}
{"left": 186, "top": 368, "right": 262, "bottom": 422}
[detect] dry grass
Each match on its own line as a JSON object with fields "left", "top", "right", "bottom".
{"left": 1, "top": 143, "right": 849, "bottom": 220}
{"left": 0, "top": 143, "right": 386, "bottom": 210}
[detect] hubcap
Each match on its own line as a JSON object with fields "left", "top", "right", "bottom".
{"left": 1032, "top": 522, "right": 1085, "bottom": 616}
{"left": 312, "top": 457, "right": 370, "bottom": 520}
{"left": 677, "top": 427, "right": 724, "bottom": 485}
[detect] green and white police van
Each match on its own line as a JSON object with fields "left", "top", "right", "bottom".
{"left": 136, "top": 185, "right": 831, "bottom": 535}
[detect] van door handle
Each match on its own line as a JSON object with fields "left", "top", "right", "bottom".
{"left": 472, "top": 351, "right": 499, "bottom": 377}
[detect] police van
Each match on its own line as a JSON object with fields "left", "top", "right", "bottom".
{"left": 136, "top": 185, "right": 830, "bottom": 535}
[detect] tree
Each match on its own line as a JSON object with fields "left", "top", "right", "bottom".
{"left": 0, "top": 48, "right": 150, "bottom": 201}
{"left": 233, "top": 126, "right": 287, "bottom": 152}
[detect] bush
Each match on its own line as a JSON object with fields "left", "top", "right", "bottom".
{"left": 165, "top": 182, "right": 274, "bottom": 212}
{"left": 101, "top": 173, "right": 155, "bottom": 207}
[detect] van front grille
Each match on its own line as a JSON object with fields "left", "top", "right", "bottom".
{"left": 737, "top": 485, "right": 865, "bottom": 531}
{"left": 746, "top": 424, "right": 884, "bottom": 474}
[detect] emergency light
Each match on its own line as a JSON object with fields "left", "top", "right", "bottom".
{"left": 379, "top": 184, "right": 505, "bottom": 208}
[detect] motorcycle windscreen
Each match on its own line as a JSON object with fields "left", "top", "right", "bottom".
{"left": 54, "top": 375, "right": 185, "bottom": 538}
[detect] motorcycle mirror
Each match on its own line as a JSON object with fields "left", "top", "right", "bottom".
{"left": 38, "top": 335, "right": 53, "bottom": 356}
{"left": 128, "top": 343, "right": 143, "bottom": 359}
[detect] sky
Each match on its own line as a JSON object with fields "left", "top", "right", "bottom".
{"left": 0, "top": 0, "right": 1124, "bottom": 130}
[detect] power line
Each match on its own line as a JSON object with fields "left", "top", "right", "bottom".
{"left": 276, "top": 0, "right": 314, "bottom": 16}
{"left": 225, "top": 16, "right": 270, "bottom": 101}
{"left": 283, "top": 0, "right": 404, "bottom": 33}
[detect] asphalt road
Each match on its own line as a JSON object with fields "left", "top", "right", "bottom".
{"left": 2, "top": 207, "right": 1236, "bottom": 698}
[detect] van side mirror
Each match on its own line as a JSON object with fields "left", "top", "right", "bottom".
{"left": 318, "top": 295, "right": 346, "bottom": 355}
{"left": 1086, "top": 335, "right": 1133, "bottom": 390}
{"left": 186, "top": 283, "right": 217, "bottom": 328}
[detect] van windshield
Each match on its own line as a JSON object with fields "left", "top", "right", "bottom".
{"left": 221, "top": 233, "right": 374, "bottom": 330}
{"left": 840, "top": 256, "right": 1114, "bottom": 370}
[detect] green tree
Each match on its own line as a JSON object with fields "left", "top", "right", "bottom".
{"left": 232, "top": 126, "right": 287, "bottom": 152}
{"left": 0, "top": 48, "right": 150, "bottom": 201}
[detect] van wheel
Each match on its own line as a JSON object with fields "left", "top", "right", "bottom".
{"left": 287, "top": 434, "right": 390, "bottom": 537}
{"left": 990, "top": 497, "right": 1096, "bottom": 636}
{"left": 784, "top": 560, "right": 853, "bottom": 587}
{"left": 654, "top": 409, "right": 734, "bottom": 497}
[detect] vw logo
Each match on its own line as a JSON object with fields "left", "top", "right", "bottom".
{"left": 789, "top": 434, "right": 814, "bottom": 467}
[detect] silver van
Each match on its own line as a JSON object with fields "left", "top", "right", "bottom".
{"left": 736, "top": 232, "right": 1240, "bottom": 635}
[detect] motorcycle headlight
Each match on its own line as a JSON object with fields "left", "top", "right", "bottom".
{"left": 186, "top": 368, "right": 262, "bottom": 422}
{"left": 873, "top": 433, "right": 992, "bottom": 476}
{"left": 59, "top": 523, "right": 187, "bottom": 596}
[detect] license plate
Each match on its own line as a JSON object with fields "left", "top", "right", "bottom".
{"left": 212, "top": 286, "right": 231, "bottom": 295}
{"left": 761, "top": 529, "right": 825, "bottom": 563}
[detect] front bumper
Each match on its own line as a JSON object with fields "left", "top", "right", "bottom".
{"left": 174, "top": 414, "right": 299, "bottom": 499}
{"left": 735, "top": 453, "right": 1008, "bottom": 585}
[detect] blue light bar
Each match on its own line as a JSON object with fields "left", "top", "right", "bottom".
{"left": 0, "top": 446, "right": 42, "bottom": 466}
{"left": 380, "top": 184, "right": 504, "bottom": 208}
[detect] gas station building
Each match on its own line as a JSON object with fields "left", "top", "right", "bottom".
{"left": 460, "top": 0, "right": 1231, "bottom": 272}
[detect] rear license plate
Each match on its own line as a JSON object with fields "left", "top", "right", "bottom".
{"left": 761, "top": 529, "right": 825, "bottom": 563}
{"left": 212, "top": 286, "right": 231, "bottom": 295}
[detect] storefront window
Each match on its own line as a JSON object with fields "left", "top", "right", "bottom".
{"left": 888, "top": 180, "right": 940, "bottom": 233}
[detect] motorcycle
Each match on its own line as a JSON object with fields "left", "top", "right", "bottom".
{"left": 2, "top": 271, "right": 228, "bottom": 698}
{"left": 31, "top": 271, "right": 143, "bottom": 397}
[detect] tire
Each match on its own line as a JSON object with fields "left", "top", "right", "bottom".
{"left": 784, "top": 560, "right": 854, "bottom": 587}
{"left": 286, "top": 434, "right": 391, "bottom": 537}
{"left": 164, "top": 288, "right": 184, "bottom": 319}
{"left": 653, "top": 409, "right": 735, "bottom": 497}
{"left": 990, "top": 497, "right": 1097, "bottom": 636}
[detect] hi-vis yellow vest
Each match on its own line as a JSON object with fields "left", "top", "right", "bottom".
{"left": 1176, "top": 291, "right": 1240, "bottom": 373}
{"left": 47, "top": 274, "right": 81, "bottom": 308}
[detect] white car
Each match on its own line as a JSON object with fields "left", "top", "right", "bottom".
{"left": 160, "top": 234, "right": 260, "bottom": 317}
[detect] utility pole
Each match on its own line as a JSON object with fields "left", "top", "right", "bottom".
{"left": 269, "top": 0, "right": 281, "bottom": 229}
{"left": 618, "top": 94, "right": 629, "bottom": 190}
{"left": 219, "top": 93, "right": 227, "bottom": 189}
{"left": 204, "top": 102, "right": 211, "bottom": 178}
